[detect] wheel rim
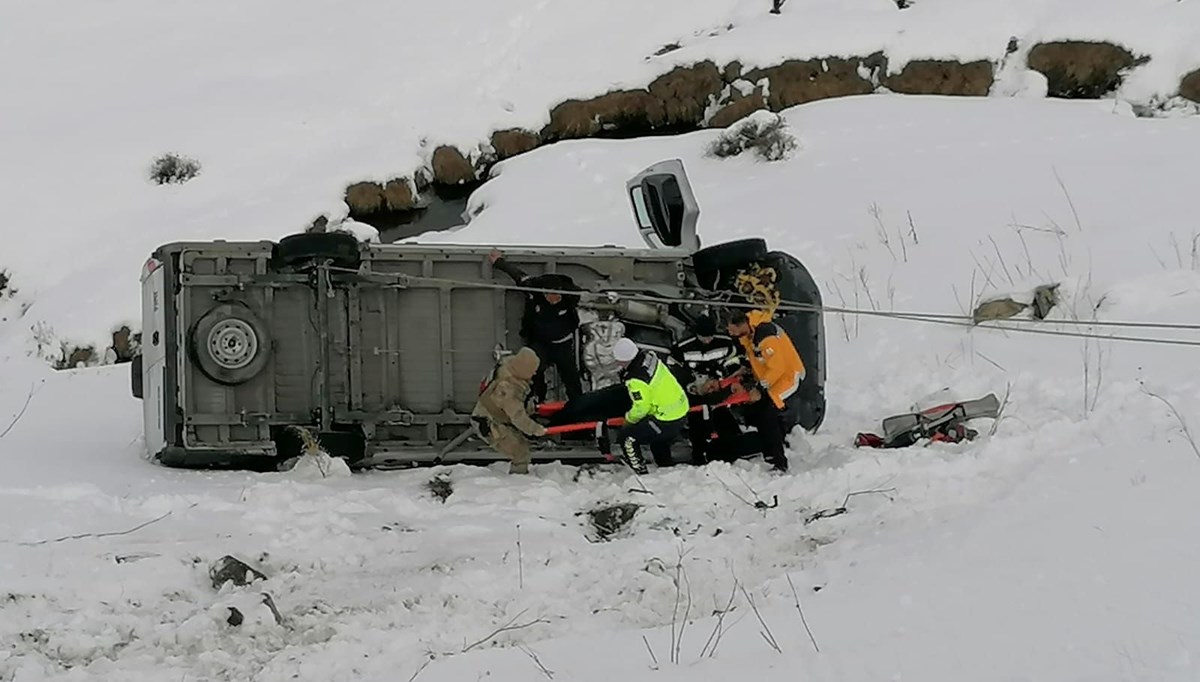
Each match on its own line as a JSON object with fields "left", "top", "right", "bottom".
{"left": 207, "top": 318, "right": 259, "bottom": 370}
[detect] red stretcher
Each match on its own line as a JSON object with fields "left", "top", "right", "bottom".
{"left": 540, "top": 376, "right": 751, "bottom": 435}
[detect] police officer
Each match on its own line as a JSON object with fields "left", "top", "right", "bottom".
{"left": 725, "top": 309, "right": 805, "bottom": 472}
{"left": 668, "top": 314, "right": 743, "bottom": 464}
{"left": 611, "top": 338, "right": 689, "bottom": 475}
{"left": 488, "top": 250, "right": 584, "bottom": 402}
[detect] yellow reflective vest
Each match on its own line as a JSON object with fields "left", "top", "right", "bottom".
{"left": 621, "top": 350, "right": 689, "bottom": 423}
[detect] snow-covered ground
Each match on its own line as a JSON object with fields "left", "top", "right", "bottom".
{"left": 4, "top": 95, "right": 1200, "bottom": 680}
{"left": 4, "top": 0, "right": 1200, "bottom": 678}
{"left": 2, "top": 0, "right": 1200, "bottom": 357}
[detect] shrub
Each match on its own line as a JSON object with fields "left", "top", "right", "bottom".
{"left": 706, "top": 110, "right": 798, "bottom": 162}
{"left": 0, "top": 269, "right": 10, "bottom": 297}
{"left": 54, "top": 344, "right": 96, "bottom": 370}
{"left": 149, "top": 153, "right": 202, "bottom": 185}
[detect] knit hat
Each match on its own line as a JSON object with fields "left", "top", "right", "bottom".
{"left": 692, "top": 314, "right": 717, "bottom": 337}
{"left": 612, "top": 338, "right": 639, "bottom": 363}
{"left": 507, "top": 347, "right": 541, "bottom": 380}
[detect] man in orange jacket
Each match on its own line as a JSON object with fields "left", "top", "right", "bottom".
{"left": 725, "top": 309, "right": 805, "bottom": 471}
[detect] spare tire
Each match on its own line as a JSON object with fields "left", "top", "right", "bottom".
{"left": 273, "top": 232, "right": 362, "bottom": 270}
{"left": 691, "top": 238, "right": 768, "bottom": 290}
{"left": 130, "top": 354, "right": 144, "bottom": 399}
{"left": 191, "top": 303, "right": 273, "bottom": 385}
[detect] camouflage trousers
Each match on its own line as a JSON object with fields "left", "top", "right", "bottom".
{"left": 483, "top": 421, "right": 531, "bottom": 473}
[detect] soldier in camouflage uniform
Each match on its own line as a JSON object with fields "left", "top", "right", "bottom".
{"left": 472, "top": 348, "right": 548, "bottom": 474}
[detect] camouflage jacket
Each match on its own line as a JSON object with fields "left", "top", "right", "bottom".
{"left": 472, "top": 353, "right": 545, "bottom": 437}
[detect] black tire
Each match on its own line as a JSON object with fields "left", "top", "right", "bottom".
{"left": 130, "top": 354, "right": 144, "bottom": 399}
{"left": 272, "top": 232, "right": 362, "bottom": 270}
{"left": 762, "top": 251, "right": 826, "bottom": 432}
{"left": 691, "top": 238, "right": 769, "bottom": 290}
{"left": 190, "top": 303, "right": 273, "bottom": 385}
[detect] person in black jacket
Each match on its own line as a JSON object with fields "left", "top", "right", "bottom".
{"left": 488, "top": 249, "right": 584, "bottom": 402}
{"left": 668, "top": 314, "right": 744, "bottom": 464}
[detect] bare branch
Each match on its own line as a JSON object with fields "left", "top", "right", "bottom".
{"left": 709, "top": 472, "right": 758, "bottom": 509}
{"left": 700, "top": 578, "right": 739, "bottom": 659}
{"left": 1090, "top": 339, "right": 1106, "bottom": 413}
{"left": 462, "top": 610, "right": 549, "bottom": 652}
{"left": 517, "top": 524, "right": 524, "bottom": 591}
{"left": 841, "top": 487, "right": 897, "bottom": 508}
{"left": 988, "top": 235, "right": 1015, "bottom": 286}
{"left": 407, "top": 656, "right": 433, "bottom": 682}
{"left": 1053, "top": 219, "right": 1071, "bottom": 277}
{"left": 671, "top": 551, "right": 694, "bottom": 665}
{"left": 518, "top": 644, "right": 555, "bottom": 680}
{"left": 951, "top": 283, "right": 967, "bottom": 317}
{"left": 807, "top": 487, "right": 898, "bottom": 525}
{"left": 1082, "top": 337, "right": 1092, "bottom": 417}
{"left": 786, "top": 574, "right": 821, "bottom": 653}
{"left": 907, "top": 210, "right": 920, "bottom": 244}
{"left": 1010, "top": 222, "right": 1040, "bottom": 280}
{"left": 974, "top": 350, "right": 1006, "bottom": 372}
{"left": 9, "top": 504, "right": 195, "bottom": 546}
{"left": 858, "top": 267, "right": 879, "bottom": 312}
{"left": 642, "top": 635, "right": 660, "bottom": 669}
{"left": 670, "top": 554, "right": 682, "bottom": 664}
{"left": 1052, "top": 166, "right": 1083, "bottom": 233}
{"left": 0, "top": 383, "right": 35, "bottom": 441}
{"left": 733, "top": 471, "right": 769, "bottom": 508}
{"left": 990, "top": 382, "right": 1013, "bottom": 437}
{"left": 850, "top": 252, "right": 862, "bottom": 338}
{"left": 738, "top": 585, "right": 781, "bottom": 654}
{"left": 1009, "top": 221, "right": 1064, "bottom": 235}
{"left": 969, "top": 250, "right": 1000, "bottom": 293}
{"left": 1141, "top": 385, "right": 1200, "bottom": 460}
{"left": 869, "top": 203, "right": 896, "bottom": 261}
{"left": 829, "top": 279, "right": 853, "bottom": 342}
{"left": 970, "top": 270, "right": 978, "bottom": 316}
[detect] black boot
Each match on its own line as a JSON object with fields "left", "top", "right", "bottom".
{"left": 621, "top": 439, "right": 649, "bottom": 475}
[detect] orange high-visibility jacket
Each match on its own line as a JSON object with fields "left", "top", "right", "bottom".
{"left": 737, "top": 310, "right": 806, "bottom": 409}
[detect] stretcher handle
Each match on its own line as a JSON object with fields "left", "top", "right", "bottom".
{"left": 535, "top": 376, "right": 745, "bottom": 417}
{"left": 543, "top": 391, "right": 751, "bottom": 436}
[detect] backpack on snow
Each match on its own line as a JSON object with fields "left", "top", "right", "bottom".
{"left": 854, "top": 393, "right": 1002, "bottom": 449}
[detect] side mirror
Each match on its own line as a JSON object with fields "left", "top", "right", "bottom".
{"left": 626, "top": 159, "right": 700, "bottom": 252}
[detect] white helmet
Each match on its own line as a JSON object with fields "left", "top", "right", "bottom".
{"left": 612, "top": 337, "right": 639, "bottom": 363}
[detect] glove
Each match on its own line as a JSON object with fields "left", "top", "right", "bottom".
{"left": 532, "top": 425, "right": 548, "bottom": 438}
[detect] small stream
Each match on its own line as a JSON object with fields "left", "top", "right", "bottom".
{"left": 370, "top": 183, "right": 479, "bottom": 243}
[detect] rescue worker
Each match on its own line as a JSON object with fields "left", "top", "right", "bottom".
{"left": 668, "top": 314, "right": 744, "bottom": 465}
{"left": 472, "top": 347, "right": 548, "bottom": 474}
{"left": 488, "top": 250, "right": 584, "bottom": 402}
{"left": 611, "top": 337, "right": 690, "bottom": 475}
{"left": 725, "top": 309, "right": 805, "bottom": 472}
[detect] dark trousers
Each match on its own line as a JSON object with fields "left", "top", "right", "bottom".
{"left": 687, "top": 406, "right": 742, "bottom": 464}
{"left": 529, "top": 338, "right": 583, "bottom": 402}
{"left": 743, "top": 397, "right": 789, "bottom": 470}
{"left": 547, "top": 384, "right": 629, "bottom": 427}
{"left": 617, "top": 417, "right": 684, "bottom": 468}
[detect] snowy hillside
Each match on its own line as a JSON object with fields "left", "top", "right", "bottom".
{"left": 4, "top": 94, "right": 1200, "bottom": 680}
{"left": 1, "top": 0, "right": 1200, "bottom": 360}
{"left": 4, "top": 0, "right": 1200, "bottom": 679}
